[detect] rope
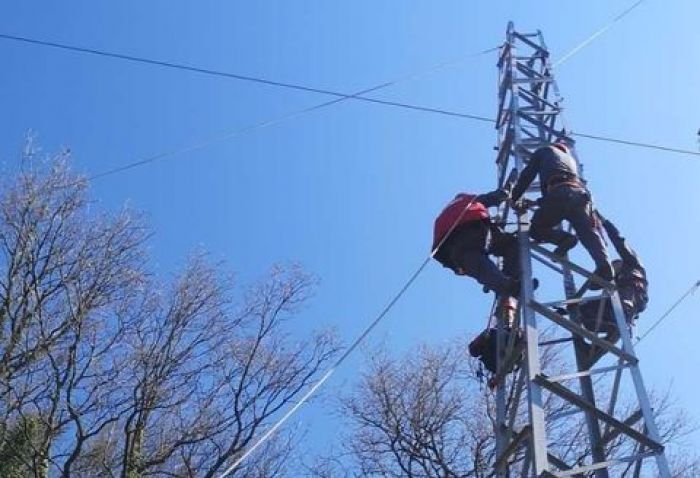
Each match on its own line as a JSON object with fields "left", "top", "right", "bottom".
{"left": 571, "top": 132, "right": 700, "bottom": 158}
{"left": 75, "top": 46, "right": 497, "bottom": 182}
{"left": 85, "top": 114, "right": 699, "bottom": 184}
{"left": 86, "top": 81, "right": 395, "bottom": 182}
{"left": 0, "top": 31, "right": 496, "bottom": 121}
{"left": 552, "top": 0, "right": 647, "bottom": 67}
{"left": 216, "top": 196, "right": 481, "bottom": 477}
{"left": 636, "top": 279, "right": 700, "bottom": 344}
{"left": 3, "top": 32, "right": 699, "bottom": 184}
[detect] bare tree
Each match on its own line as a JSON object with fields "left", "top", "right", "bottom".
{"left": 104, "top": 260, "right": 339, "bottom": 478}
{"left": 310, "top": 339, "right": 699, "bottom": 477}
{"left": 0, "top": 143, "right": 148, "bottom": 477}
{"left": 0, "top": 140, "right": 340, "bottom": 477}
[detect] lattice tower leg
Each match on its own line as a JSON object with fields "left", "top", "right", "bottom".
{"left": 490, "top": 21, "right": 671, "bottom": 478}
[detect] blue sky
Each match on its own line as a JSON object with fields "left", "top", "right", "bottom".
{"left": 1, "top": 0, "right": 699, "bottom": 460}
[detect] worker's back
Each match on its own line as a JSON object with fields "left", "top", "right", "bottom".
{"left": 534, "top": 145, "right": 579, "bottom": 189}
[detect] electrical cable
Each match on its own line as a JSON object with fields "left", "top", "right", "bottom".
{"left": 215, "top": 196, "right": 481, "bottom": 477}
{"left": 75, "top": 45, "right": 498, "bottom": 181}
{"left": 2, "top": 31, "right": 698, "bottom": 183}
{"left": 571, "top": 132, "right": 700, "bottom": 158}
{"left": 0, "top": 32, "right": 496, "bottom": 122}
{"left": 636, "top": 279, "right": 700, "bottom": 344}
{"left": 553, "top": 0, "right": 647, "bottom": 68}
{"left": 86, "top": 80, "right": 396, "bottom": 182}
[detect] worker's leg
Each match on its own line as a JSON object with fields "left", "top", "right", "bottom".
{"left": 579, "top": 299, "right": 614, "bottom": 332}
{"left": 459, "top": 250, "right": 515, "bottom": 296}
{"left": 489, "top": 229, "right": 520, "bottom": 279}
{"left": 530, "top": 192, "right": 576, "bottom": 249}
{"left": 564, "top": 188, "right": 613, "bottom": 280}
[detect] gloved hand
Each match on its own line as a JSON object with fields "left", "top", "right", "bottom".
{"left": 493, "top": 188, "right": 509, "bottom": 204}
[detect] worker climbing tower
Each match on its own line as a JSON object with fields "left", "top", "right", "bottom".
{"left": 491, "top": 23, "right": 671, "bottom": 477}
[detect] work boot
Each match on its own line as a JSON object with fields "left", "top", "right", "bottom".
{"left": 589, "top": 263, "right": 614, "bottom": 290}
{"left": 553, "top": 235, "right": 578, "bottom": 257}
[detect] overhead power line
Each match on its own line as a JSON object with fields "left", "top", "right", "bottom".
{"left": 81, "top": 47, "right": 497, "bottom": 182}
{"left": 553, "top": 0, "right": 647, "bottom": 67}
{"left": 571, "top": 132, "right": 700, "bottom": 158}
{"left": 1, "top": 31, "right": 698, "bottom": 185}
{"left": 636, "top": 279, "right": 700, "bottom": 344}
{"left": 87, "top": 81, "right": 400, "bottom": 181}
{"left": 0, "top": 32, "right": 495, "bottom": 123}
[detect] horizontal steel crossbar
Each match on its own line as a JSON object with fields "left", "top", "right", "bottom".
{"left": 534, "top": 374, "right": 663, "bottom": 452}
{"left": 529, "top": 301, "right": 637, "bottom": 364}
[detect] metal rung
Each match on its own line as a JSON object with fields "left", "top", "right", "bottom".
{"left": 513, "top": 77, "right": 554, "bottom": 84}
{"left": 548, "top": 454, "right": 586, "bottom": 478}
{"left": 550, "top": 408, "right": 584, "bottom": 421}
{"left": 547, "top": 363, "right": 631, "bottom": 383}
{"left": 552, "top": 451, "right": 657, "bottom": 477}
{"left": 539, "top": 337, "right": 573, "bottom": 347}
{"left": 518, "top": 88, "right": 560, "bottom": 109}
{"left": 519, "top": 110, "right": 561, "bottom": 117}
{"left": 601, "top": 409, "right": 644, "bottom": 446}
{"left": 519, "top": 137, "right": 546, "bottom": 145}
{"left": 540, "top": 295, "right": 607, "bottom": 308}
{"left": 513, "top": 32, "right": 547, "bottom": 52}
{"left": 529, "top": 301, "right": 637, "bottom": 364}
{"left": 515, "top": 55, "right": 547, "bottom": 61}
{"left": 534, "top": 375, "right": 664, "bottom": 452}
{"left": 495, "top": 425, "right": 531, "bottom": 471}
{"left": 533, "top": 252, "right": 565, "bottom": 274}
{"left": 531, "top": 244, "right": 615, "bottom": 291}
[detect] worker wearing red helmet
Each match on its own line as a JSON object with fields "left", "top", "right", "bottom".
{"left": 510, "top": 140, "right": 613, "bottom": 285}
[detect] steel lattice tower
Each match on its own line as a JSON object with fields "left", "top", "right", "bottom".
{"left": 491, "top": 23, "right": 671, "bottom": 477}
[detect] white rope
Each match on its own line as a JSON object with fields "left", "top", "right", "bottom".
{"left": 636, "top": 279, "right": 700, "bottom": 344}
{"left": 553, "top": 0, "right": 647, "bottom": 68}
{"left": 216, "top": 196, "right": 484, "bottom": 477}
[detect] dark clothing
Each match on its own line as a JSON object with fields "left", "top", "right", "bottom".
{"left": 511, "top": 146, "right": 580, "bottom": 201}
{"left": 432, "top": 190, "right": 506, "bottom": 257}
{"left": 579, "top": 300, "right": 617, "bottom": 339}
{"left": 579, "top": 217, "right": 648, "bottom": 336}
{"left": 530, "top": 185, "right": 610, "bottom": 272}
{"left": 511, "top": 145, "right": 611, "bottom": 275}
{"left": 476, "top": 189, "right": 509, "bottom": 209}
{"left": 432, "top": 188, "right": 517, "bottom": 297}
{"left": 603, "top": 218, "right": 648, "bottom": 316}
{"left": 469, "top": 327, "right": 523, "bottom": 374}
{"left": 442, "top": 222, "right": 519, "bottom": 297}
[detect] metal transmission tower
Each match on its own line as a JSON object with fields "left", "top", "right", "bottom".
{"left": 491, "top": 23, "right": 671, "bottom": 477}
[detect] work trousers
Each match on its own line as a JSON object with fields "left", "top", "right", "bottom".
{"left": 579, "top": 280, "right": 646, "bottom": 331}
{"left": 530, "top": 185, "right": 610, "bottom": 273}
{"left": 447, "top": 222, "right": 519, "bottom": 297}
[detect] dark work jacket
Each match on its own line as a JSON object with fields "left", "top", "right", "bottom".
{"left": 511, "top": 145, "right": 580, "bottom": 201}
{"left": 433, "top": 189, "right": 506, "bottom": 267}
{"left": 604, "top": 219, "right": 648, "bottom": 316}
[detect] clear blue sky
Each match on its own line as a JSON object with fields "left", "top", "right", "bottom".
{"left": 1, "top": 0, "right": 698, "bottom": 459}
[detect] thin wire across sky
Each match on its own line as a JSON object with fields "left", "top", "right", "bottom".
{"left": 1, "top": 2, "right": 696, "bottom": 475}
{"left": 0, "top": 1, "right": 697, "bottom": 185}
